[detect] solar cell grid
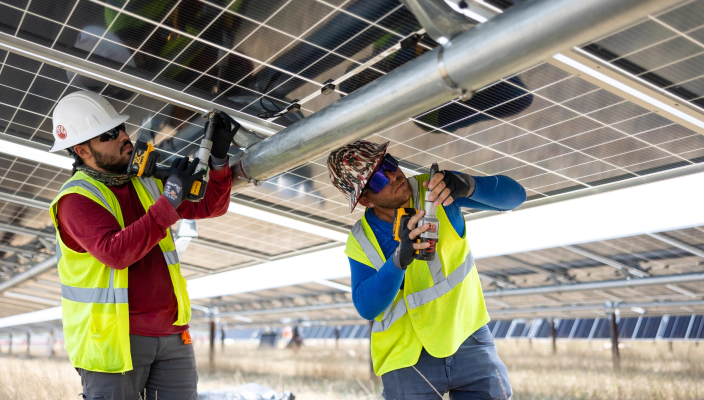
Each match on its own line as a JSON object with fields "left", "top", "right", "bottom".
{"left": 574, "top": 318, "right": 594, "bottom": 338}
{"left": 509, "top": 321, "right": 526, "bottom": 337}
{"left": 692, "top": 315, "right": 704, "bottom": 338}
{"left": 2, "top": 0, "right": 704, "bottom": 322}
{"left": 583, "top": 0, "right": 704, "bottom": 110}
{"left": 8, "top": 0, "right": 699, "bottom": 215}
{"left": 556, "top": 319, "right": 574, "bottom": 338}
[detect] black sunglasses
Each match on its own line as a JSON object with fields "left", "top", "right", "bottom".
{"left": 99, "top": 123, "right": 125, "bottom": 142}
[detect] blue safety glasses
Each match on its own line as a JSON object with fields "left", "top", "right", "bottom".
{"left": 366, "top": 154, "right": 399, "bottom": 194}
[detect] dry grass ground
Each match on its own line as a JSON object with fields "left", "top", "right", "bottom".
{"left": 498, "top": 339, "right": 704, "bottom": 399}
{"left": 0, "top": 339, "right": 702, "bottom": 399}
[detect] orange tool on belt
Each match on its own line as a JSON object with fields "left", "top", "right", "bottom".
{"left": 181, "top": 330, "right": 192, "bottom": 345}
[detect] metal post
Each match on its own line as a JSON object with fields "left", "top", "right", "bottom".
{"left": 221, "top": 326, "right": 226, "bottom": 353}
{"left": 47, "top": 330, "right": 55, "bottom": 357}
{"left": 550, "top": 318, "right": 557, "bottom": 355}
{"left": 608, "top": 304, "right": 620, "bottom": 371}
{"left": 230, "top": 0, "right": 682, "bottom": 190}
{"left": 26, "top": 331, "right": 30, "bottom": 356}
{"left": 8, "top": 332, "right": 11, "bottom": 354}
{"left": 209, "top": 317, "right": 216, "bottom": 372}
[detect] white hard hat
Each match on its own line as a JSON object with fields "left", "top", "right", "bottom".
{"left": 50, "top": 90, "right": 130, "bottom": 153}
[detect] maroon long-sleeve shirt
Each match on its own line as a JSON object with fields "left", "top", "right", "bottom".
{"left": 56, "top": 165, "right": 232, "bottom": 336}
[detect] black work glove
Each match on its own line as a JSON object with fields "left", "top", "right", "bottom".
{"left": 163, "top": 157, "right": 206, "bottom": 209}
{"left": 392, "top": 221, "right": 416, "bottom": 270}
{"left": 441, "top": 171, "right": 476, "bottom": 199}
{"left": 207, "top": 113, "right": 240, "bottom": 160}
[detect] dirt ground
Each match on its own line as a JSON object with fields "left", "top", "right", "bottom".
{"left": 0, "top": 339, "right": 702, "bottom": 399}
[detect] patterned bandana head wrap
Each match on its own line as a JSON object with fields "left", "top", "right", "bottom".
{"left": 75, "top": 164, "right": 131, "bottom": 187}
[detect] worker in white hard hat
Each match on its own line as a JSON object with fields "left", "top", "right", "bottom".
{"left": 48, "top": 90, "right": 238, "bottom": 400}
{"left": 328, "top": 140, "right": 526, "bottom": 399}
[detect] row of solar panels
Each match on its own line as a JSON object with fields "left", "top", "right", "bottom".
{"left": 224, "top": 324, "right": 371, "bottom": 341}
{"left": 224, "top": 314, "right": 704, "bottom": 342}
{"left": 488, "top": 314, "right": 704, "bottom": 341}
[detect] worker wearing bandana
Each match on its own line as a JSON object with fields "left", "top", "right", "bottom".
{"left": 328, "top": 140, "right": 525, "bottom": 399}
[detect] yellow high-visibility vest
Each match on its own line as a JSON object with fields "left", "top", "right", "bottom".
{"left": 50, "top": 172, "right": 191, "bottom": 373}
{"left": 345, "top": 174, "right": 489, "bottom": 376}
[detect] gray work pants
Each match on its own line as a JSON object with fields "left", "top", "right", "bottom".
{"left": 77, "top": 333, "right": 198, "bottom": 400}
{"left": 381, "top": 325, "right": 512, "bottom": 400}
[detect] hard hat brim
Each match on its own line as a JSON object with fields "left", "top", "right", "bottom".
{"left": 49, "top": 114, "right": 130, "bottom": 153}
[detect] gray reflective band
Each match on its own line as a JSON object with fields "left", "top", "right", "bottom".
{"left": 164, "top": 250, "right": 180, "bottom": 265}
{"left": 428, "top": 256, "right": 445, "bottom": 286}
{"left": 408, "top": 178, "right": 420, "bottom": 209}
{"left": 138, "top": 177, "right": 162, "bottom": 202}
{"left": 351, "top": 221, "right": 384, "bottom": 271}
{"left": 372, "top": 299, "right": 407, "bottom": 333}
{"left": 61, "top": 268, "right": 128, "bottom": 304}
{"left": 61, "top": 284, "right": 128, "bottom": 304}
{"left": 55, "top": 241, "right": 62, "bottom": 264}
{"left": 136, "top": 178, "right": 179, "bottom": 266}
{"left": 61, "top": 180, "right": 115, "bottom": 217}
{"left": 406, "top": 252, "right": 475, "bottom": 310}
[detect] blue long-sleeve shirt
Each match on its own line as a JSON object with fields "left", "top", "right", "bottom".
{"left": 349, "top": 174, "right": 526, "bottom": 320}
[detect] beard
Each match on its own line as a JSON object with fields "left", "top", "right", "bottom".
{"left": 87, "top": 140, "right": 132, "bottom": 174}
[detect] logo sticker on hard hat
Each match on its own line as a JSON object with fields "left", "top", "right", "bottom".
{"left": 56, "top": 125, "right": 67, "bottom": 140}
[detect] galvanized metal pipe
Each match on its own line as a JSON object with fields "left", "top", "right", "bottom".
{"left": 231, "top": 0, "right": 683, "bottom": 188}
{"left": 0, "top": 256, "right": 58, "bottom": 294}
{"left": 484, "top": 272, "right": 704, "bottom": 298}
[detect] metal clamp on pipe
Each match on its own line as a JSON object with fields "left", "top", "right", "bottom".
{"left": 437, "top": 44, "right": 470, "bottom": 101}
{"left": 231, "top": 160, "right": 264, "bottom": 186}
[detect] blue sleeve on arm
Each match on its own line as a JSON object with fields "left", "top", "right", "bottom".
{"left": 444, "top": 174, "right": 527, "bottom": 237}
{"left": 350, "top": 257, "right": 405, "bottom": 320}
{"left": 454, "top": 175, "right": 526, "bottom": 211}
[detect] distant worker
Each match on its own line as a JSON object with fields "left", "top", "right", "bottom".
{"left": 48, "top": 91, "right": 238, "bottom": 400}
{"left": 328, "top": 141, "right": 526, "bottom": 399}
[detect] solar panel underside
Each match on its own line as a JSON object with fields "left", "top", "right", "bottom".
{"left": 0, "top": 0, "right": 701, "bottom": 231}
{"left": 0, "top": 0, "right": 703, "bottom": 320}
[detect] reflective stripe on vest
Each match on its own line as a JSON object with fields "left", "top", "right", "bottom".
{"left": 61, "top": 180, "right": 115, "bottom": 216}
{"left": 56, "top": 177, "right": 181, "bottom": 301}
{"left": 352, "top": 177, "right": 476, "bottom": 333}
{"left": 406, "top": 252, "right": 475, "bottom": 309}
{"left": 351, "top": 222, "right": 384, "bottom": 270}
{"left": 55, "top": 240, "right": 62, "bottom": 264}
{"left": 61, "top": 269, "right": 128, "bottom": 304}
{"left": 138, "top": 177, "right": 181, "bottom": 265}
{"left": 164, "top": 250, "right": 179, "bottom": 265}
{"left": 138, "top": 176, "right": 161, "bottom": 203}
{"left": 372, "top": 300, "right": 407, "bottom": 333}
{"left": 58, "top": 179, "right": 125, "bottom": 303}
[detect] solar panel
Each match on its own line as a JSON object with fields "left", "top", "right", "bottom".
{"left": 671, "top": 315, "right": 692, "bottom": 339}
{"left": 2, "top": 0, "right": 701, "bottom": 230}
{"left": 1, "top": 0, "right": 704, "bottom": 325}
{"left": 556, "top": 318, "right": 574, "bottom": 338}
{"left": 573, "top": 318, "right": 595, "bottom": 339}
{"left": 508, "top": 321, "right": 526, "bottom": 337}
{"left": 583, "top": 0, "right": 704, "bottom": 111}
{"left": 692, "top": 315, "right": 704, "bottom": 339}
